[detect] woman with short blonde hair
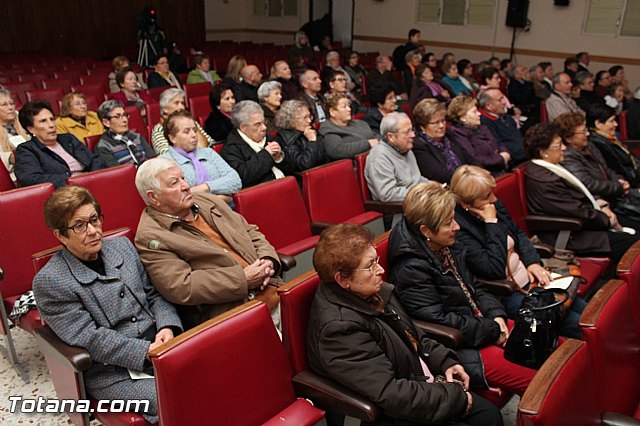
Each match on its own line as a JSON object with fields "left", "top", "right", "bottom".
{"left": 55, "top": 92, "right": 105, "bottom": 143}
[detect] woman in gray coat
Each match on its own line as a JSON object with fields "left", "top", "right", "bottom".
{"left": 32, "top": 185, "right": 182, "bottom": 423}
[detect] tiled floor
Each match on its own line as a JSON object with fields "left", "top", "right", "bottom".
{"left": 0, "top": 326, "right": 517, "bottom": 425}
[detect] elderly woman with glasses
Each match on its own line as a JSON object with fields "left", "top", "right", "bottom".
{"left": 111, "top": 67, "right": 155, "bottom": 118}
{"left": 389, "top": 182, "right": 537, "bottom": 396}
{"left": 151, "top": 88, "right": 214, "bottom": 155}
{"left": 274, "top": 100, "right": 327, "bottom": 174}
{"left": 525, "top": 123, "right": 639, "bottom": 261}
{"left": 95, "top": 100, "right": 155, "bottom": 168}
{"left": 147, "top": 54, "right": 182, "bottom": 89}
{"left": 55, "top": 92, "right": 105, "bottom": 143}
{"left": 220, "top": 100, "right": 294, "bottom": 188}
{"left": 33, "top": 185, "right": 182, "bottom": 423}
{"left": 412, "top": 99, "right": 475, "bottom": 184}
{"left": 15, "top": 101, "right": 106, "bottom": 188}
{"left": 307, "top": 223, "right": 503, "bottom": 426}
{"left": 258, "top": 81, "right": 283, "bottom": 134}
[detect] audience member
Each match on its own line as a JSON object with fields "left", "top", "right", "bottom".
{"left": 134, "top": 157, "right": 283, "bottom": 330}
{"left": 34, "top": 185, "right": 182, "bottom": 424}
{"left": 0, "top": 89, "right": 28, "bottom": 181}
{"left": 147, "top": 54, "right": 182, "bottom": 89}
{"left": 344, "top": 51, "right": 367, "bottom": 98}
{"left": 604, "top": 83, "right": 627, "bottom": 114}
{"left": 274, "top": 99, "right": 327, "bottom": 173}
{"left": 478, "top": 89, "right": 527, "bottom": 165}
{"left": 609, "top": 65, "right": 632, "bottom": 101}
{"left": 321, "top": 51, "right": 354, "bottom": 93}
{"left": 577, "top": 51, "right": 590, "bottom": 73}
{"left": 152, "top": 88, "right": 213, "bottom": 154}
{"left": 108, "top": 56, "right": 146, "bottom": 93}
{"left": 56, "top": 93, "right": 105, "bottom": 143}
{"left": 223, "top": 55, "right": 247, "bottom": 87}
{"left": 289, "top": 31, "right": 316, "bottom": 68}
{"left": 447, "top": 96, "right": 510, "bottom": 176}
{"left": 389, "top": 181, "right": 536, "bottom": 396}
{"left": 530, "top": 64, "right": 551, "bottom": 100}
{"left": 326, "top": 70, "right": 367, "bottom": 115}
{"left": 402, "top": 50, "right": 422, "bottom": 94}
{"left": 258, "top": 81, "right": 283, "bottom": 135}
{"left": 220, "top": 100, "right": 293, "bottom": 187}
{"left": 441, "top": 61, "right": 471, "bottom": 97}
{"left": 594, "top": 70, "right": 613, "bottom": 98}
{"left": 479, "top": 67, "right": 518, "bottom": 119}
{"left": 307, "top": 223, "right": 503, "bottom": 426}
{"left": 575, "top": 71, "right": 603, "bottom": 112}
{"left": 363, "top": 82, "right": 397, "bottom": 134}
{"left": 412, "top": 99, "right": 474, "bottom": 184}
{"left": 409, "top": 64, "right": 451, "bottom": 110}
{"left": 160, "top": 110, "right": 240, "bottom": 201}
{"left": 366, "top": 55, "right": 408, "bottom": 99}
{"left": 319, "top": 93, "right": 379, "bottom": 160}
{"left": 298, "top": 69, "right": 327, "bottom": 124}
{"left": 186, "top": 54, "right": 221, "bottom": 85}
{"left": 539, "top": 62, "right": 554, "bottom": 92}
{"left": 627, "top": 87, "right": 640, "bottom": 140}
{"left": 563, "top": 57, "right": 580, "bottom": 79}
{"left": 205, "top": 82, "right": 236, "bottom": 142}
{"left": 508, "top": 65, "right": 539, "bottom": 123}
{"left": 458, "top": 59, "right": 479, "bottom": 93}
{"left": 234, "top": 65, "right": 263, "bottom": 103}
{"left": 365, "top": 112, "right": 426, "bottom": 203}
{"left": 111, "top": 67, "right": 154, "bottom": 118}
{"left": 96, "top": 100, "right": 155, "bottom": 168}
{"left": 15, "top": 101, "right": 106, "bottom": 188}
{"left": 392, "top": 28, "right": 421, "bottom": 71}
{"left": 269, "top": 60, "right": 300, "bottom": 101}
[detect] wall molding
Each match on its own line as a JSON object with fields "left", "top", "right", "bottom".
{"left": 206, "top": 28, "right": 296, "bottom": 36}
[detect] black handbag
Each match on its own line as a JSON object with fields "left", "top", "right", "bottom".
{"left": 503, "top": 287, "right": 569, "bottom": 369}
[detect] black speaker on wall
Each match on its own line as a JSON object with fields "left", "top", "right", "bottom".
{"left": 506, "top": 0, "right": 530, "bottom": 28}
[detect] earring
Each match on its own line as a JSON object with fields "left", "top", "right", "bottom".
{"left": 426, "top": 236, "right": 431, "bottom": 242}
{"left": 543, "top": 154, "right": 549, "bottom": 158}
{"left": 464, "top": 207, "right": 469, "bottom": 211}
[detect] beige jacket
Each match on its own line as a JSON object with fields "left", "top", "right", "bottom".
{"left": 135, "top": 192, "right": 280, "bottom": 329}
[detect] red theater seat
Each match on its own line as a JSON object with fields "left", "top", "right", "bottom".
{"left": 0, "top": 163, "right": 15, "bottom": 192}
{"left": 300, "top": 160, "right": 384, "bottom": 236}
{"left": 354, "top": 152, "right": 403, "bottom": 217}
{"left": 188, "top": 95, "right": 212, "bottom": 120}
{"left": 616, "top": 240, "right": 640, "bottom": 333}
{"left": 124, "top": 105, "right": 147, "bottom": 135}
{"left": 42, "top": 79, "right": 72, "bottom": 93}
{"left": 234, "top": 176, "right": 318, "bottom": 279}
{"left": 150, "top": 301, "right": 324, "bottom": 425}
{"left": 184, "top": 82, "right": 212, "bottom": 101}
{"left": 26, "top": 88, "right": 64, "bottom": 115}
{"left": 67, "top": 164, "right": 146, "bottom": 233}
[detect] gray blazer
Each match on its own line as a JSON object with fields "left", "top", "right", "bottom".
{"left": 32, "top": 237, "right": 182, "bottom": 393}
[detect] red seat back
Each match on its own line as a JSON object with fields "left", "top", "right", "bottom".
{"left": 145, "top": 86, "right": 167, "bottom": 102}
{"left": 53, "top": 70, "right": 81, "bottom": 84}
{"left": 539, "top": 101, "right": 548, "bottom": 123}
{"left": 3, "top": 82, "right": 37, "bottom": 104}
{"left": 145, "top": 103, "right": 161, "bottom": 130}
{"left": 354, "top": 152, "right": 372, "bottom": 202}
{"left": 188, "top": 95, "right": 212, "bottom": 120}
{"left": 84, "top": 134, "right": 102, "bottom": 152}
{"left": 18, "top": 73, "right": 49, "bottom": 88}
{"left": 616, "top": 241, "right": 640, "bottom": 334}
{"left": 233, "top": 176, "right": 313, "bottom": 250}
{"left": 301, "top": 160, "right": 366, "bottom": 223}
{"left": 184, "top": 82, "right": 212, "bottom": 101}
{"left": 67, "top": 164, "right": 145, "bottom": 232}
{"left": 0, "top": 163, "right": 15, "bottom": 192}
{"left": 0, "top": 184, "right": 58, "bottom": 298}
{"left": 26, "top": 88, "right": 64, "bottom": 115}
{"left": 279, "top": 271, "right": 321, "bottom": 373}
{"left": 124, "top": 105, "right": 146, "bottom": 135}
{"left": 494, "top": 170, "right": 530, "bottom": 235}
{"left": 152, "top": 302, "right": 306, "bottom": 425}
{"left": 42, "top": 79, "right": 72, "bottom": 94}
{"left": 72, "top": 83, "right": 107, "bottom": 103}
{"left": 619, "top": 110, "right": 629, "bottom": 141}
{"left": 373, "top": 231, "right": 390, "bottom": 283}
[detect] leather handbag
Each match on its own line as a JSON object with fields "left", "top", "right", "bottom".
{"left": 504, "top": 287, "right": 569, "bottom": 369}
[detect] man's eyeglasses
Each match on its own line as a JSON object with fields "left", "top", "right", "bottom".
{"left": 62, "top": 214, "right": 104, "bottom": 234}
{"left": 395, "top": 128, "right": 415, "bottom": 136}
{"left": 108, "top": 112, "right": 130, "bottom": 120}
{"left": 355, "top": 256, "right": 380, "bottom": 275}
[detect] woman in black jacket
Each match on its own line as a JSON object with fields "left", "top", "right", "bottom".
{"left": 204, "top": 82, "right": 236, "bottom": 143}
{"left": 274, "top": 100, "right": 327, "bottom": 174}
{"left": 307, "top": 223, "right": 502, "bottom": 426}
{"left": 450, "top": 165, "right": 586, "bottom": 338}
{"left": 389, "top": 182, "right": 536, "bottom": 396}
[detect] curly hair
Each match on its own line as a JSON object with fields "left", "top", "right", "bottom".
{"left": 553, "top": 112, "right": 586, "bottom": 141}
{"left": 313, "top": 223, "right": 374, "bottom": 282}
{"left": 524, "top": 123, "right": 562, "bottom": 160}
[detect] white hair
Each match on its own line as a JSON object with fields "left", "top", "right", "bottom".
{"left": 135, "top": 157, "right": 179, "bottom": 205}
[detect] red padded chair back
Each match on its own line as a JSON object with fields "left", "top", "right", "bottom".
{"left": 301, "top": 160, "right": 366, "bottom": 223}
{"left": 619, "top": 110, "right": 629, "bottom": 141}
{"left": 84, "top": 134, "right": 102, "bottom": 152}
{"left": 123, "top": 105, "right": 146, "bottom": 135}
{"left": 67, "top": 164, "right": 145, "bottom": 232}
{"left": 279, "top": 271, "right": 321, "bottom": 373}
{"left": 188, "top": 95, "right": 212, "bottom": 120}
{"left": 32, "top": 227, "right": 134, "bottom": 274}
{"left": 184, "top": 82, "right": 212, "bottom": 101}
{"left": 616, "top": 241, "right": 640, "bottom": 333}
{"left": 373, "top": 231, "right": 390, "bottom": 283}
{"left": 0, "top": 163, "right": 15, "bottom": 192}
{"left": 517, "top": 339, "right": 600, "bottom": 426}
{"left": 145, "top": 87, "right": 166, "bottom": 101}
{"left": 53, "top": 70, "right": 81, "bottom": 83}
{"left": 494, "top": 170, "right": 530, "bottom": 235}
{"left": 212, "top": 143, "right": 224, "bottom": 154}
{"left": 42, "top": 79, "right": 72, "bottom": 94}
{"left": 145, "top": 102, "right": 161, "bottom": 130}
{"left": 233, "top": 176, "right": 312, "bottom": 250}
{"left": 539, "top": 101, "right": 548, "bottom": 123}
{"left": 152, "top": 302, "right": 309, "bottom": 425}
{"left": 26, "top": 88, "right": 64, "bottom": 115}
{"left": 72, "top": 83, "right": 107, "bottom": 103}
{"left": 354, "top": 152, "right": 372, "bottom": 202}
{"left": 1, "top": 82, "right": 36, "bottom": 104}
{"left": 18, "top": 73, "right": 48, "bottom": 88}
{"left": 0, "top": 184, "right": 57, "bottom": 297}
{"left": 579, "top": 280, "right": 640, "bottom": 415}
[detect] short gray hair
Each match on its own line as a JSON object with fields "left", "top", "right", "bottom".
{"left": 478, "top": 88, "right": 499, "bottom": 109}
{"left": 159, "top": 88, "right": 186, "bottom": 115}
{"left": 97, "top": 99, "right": 125, "bottom": 122}
{"left": 0, "top": 89, "right": 11, "bottom": 98}
{"left": 257, "top": 81, "right": 282, "bottom": 102}
{"left": 380, "top": 112, "right": 409, "bottom": 139}
{"left": 276, "top": 99, "right": 308, "bottom": 129}
{"left": 552, "top": 72, "right": 567, "bottom": 86}
{"left": 575, "top": 71, "right": 593, "bottom": 85}
{"left": 135, "top": 157, "right": 179, "bottom": 205}
{"left": 326, "top": 51, "right": 339, "bottom": 62}
{"left": 231, "top": 100, "right": 263, "bottom": 128}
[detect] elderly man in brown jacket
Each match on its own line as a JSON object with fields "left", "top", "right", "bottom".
{"left": 134, "top": 157, "right": 282, "bottom": 330}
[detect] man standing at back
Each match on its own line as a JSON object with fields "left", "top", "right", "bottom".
{"left": 393, "top": 28, "right": 421, "bottom": 71}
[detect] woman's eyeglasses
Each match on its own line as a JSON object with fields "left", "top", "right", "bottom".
{"left": 62, "top": 214, "right": 104, "bottom": 234}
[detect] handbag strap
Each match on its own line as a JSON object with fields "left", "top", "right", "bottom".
{"left": 528, "top": 288, "right": 570, "bottom": 311}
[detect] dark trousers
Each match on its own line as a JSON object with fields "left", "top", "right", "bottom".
{"left": 453, "top": 393, "right": 504, "bottom": 426}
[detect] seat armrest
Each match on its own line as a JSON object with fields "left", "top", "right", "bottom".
{"left": 477, "top": 278, "right": 518, "bottom": 297}
{"left": 34, "top": 325, "right": 92, "bottom": 372}
{"left": 526, "top": 215, "right": 583, "bottom": 232}
{"left": 621, "top": 140, "right": 640, "bottom": 149}
{"left": 310, "top": 222, "right": 335, "bottom": 235}
{"left": 532, "top": 241, "right": 555, "bottom": 258}
{"left": 602, "top": 412, "right": 640, "bottom": 426}
{"left": 292, "top": 370, "right": 381, "bottom": 422}
{"left": 277, "top": 253, "right": 296, "bottom": 272}
{"left": 411, "top": 319, "right": 463, "bottom": 348}
{"left": 363, "top": 200, "right": 403, "bottom": 215}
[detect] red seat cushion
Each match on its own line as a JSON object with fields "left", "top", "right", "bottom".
{"left": 575, "top": 258, "right": 610, "bottom": 297}
{"left": 261, "top": 398, "right": 324, "bottom": 426}
{"left": 277, "top": 236, "right": 320, "bottom": 257}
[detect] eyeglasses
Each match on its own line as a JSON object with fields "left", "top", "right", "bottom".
{"left": 428, "top": 119, "right": 447, "bottom": 126}
{"left": 573, "top": 129, "right": 589, "bottom": 135}
{"left": 395, "top": 128, "right": 415, "bottom": 136}
{"left": 108, "top": 112, "right": 130, "bottom": 120}
{"left": 246, "top": 121, "right": 267, "bottom": 128}
{"left": 548, "top": 143, "right": 564, "bottom": 150}
{"left": 295, "top": 114, "right": 312, "bottom": 121}
{"left": 355, "top": 255, "right": 380, "bottom": 276}
{"left": 331, "top": 78, "right": 347, "bottom": 82}
{"left": 62, "top": 214, "right": 104, "bottom": 234}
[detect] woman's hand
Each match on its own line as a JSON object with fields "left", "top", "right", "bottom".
{"left": 527, "top": 263, "right": 551, "bottom": 287}
{"left": 494, "top": 317, "right": 509, "bottom": 346}
{"left": 602, "top": 206, "right": 622, "bottom": 231}
{"left": 499, "top": 151, "right": 511, "bottom": 166}
{"left": 441, "top": 90, "right": 451, "bottom": 99}
{"left": 618, "top": 179, "right": 630, "bottom": 194}
{"left": 468, "top": 203, "right": 497, "bottom": 222}
{"left": 444, "top": 364, "right": 470, "bottom": 391}
{"left": 265, "top": 141, "right": 283, "bottom": 161}
{"left": 149, "top": 327, "right": 174, "bottom": 353}
{"left": 303, "top": 127, "right": 317, "bottom": 142}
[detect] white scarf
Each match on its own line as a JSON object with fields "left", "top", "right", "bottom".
{"left": 531, "top": 159, "right": 600, "bottom": 210}
{"left": 237, "top": 130, "right": 285, "bottom": 179}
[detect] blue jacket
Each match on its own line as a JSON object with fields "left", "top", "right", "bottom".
{"left": 15, "top": 133, "right": 106, "bottom": 188}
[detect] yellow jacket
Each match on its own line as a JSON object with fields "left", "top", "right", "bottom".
{"left": 55, "top": 112, "right": 105, "bottom": 144}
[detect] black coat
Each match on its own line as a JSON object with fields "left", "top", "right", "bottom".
{"left": 307, "top": 280, "right": 468, "bottom": 425}
{"left": 524, "top": 161, "right": 610, "bottom": 253}
{"left": 479, "top": 112, "right": 527, "bottom": 165}
{"left": 233, "top": 81, "right": 259, "bottom": 103}
{"left": 447, "top": 124, "right": 508, "bottom": 176}
{"left": 15, "top": 134, "right": 106, "bottom": 188}
{"left": 589, "top": 132, "right": 640, "bottom": 187}
{"left": 561, "top": 143, "right": 624, "bottom": 200}
{"left": 219, "top": 130, "right": 294, "bottom": 188}
{"left": 275, "top": 129, "right": 327, "bottom": 173}
{"left": 147, "top": 71, "right": 181, "bottom": 89}
{"left": 204, "top": 107, "right": 234, "bottom": 143}
{"left": 454, "top": 202, "right": 541, "bottom": 281}
{"left": 412, "top": 131, "right": 476, "bottom": 184}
